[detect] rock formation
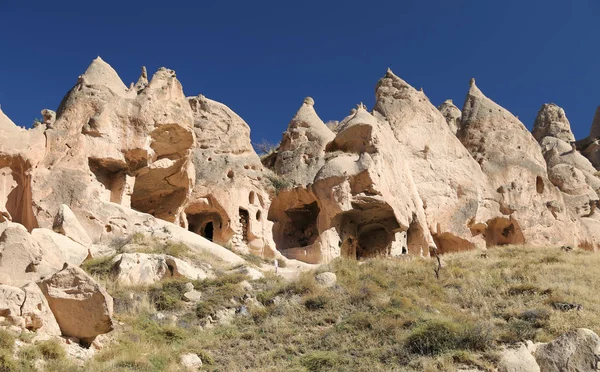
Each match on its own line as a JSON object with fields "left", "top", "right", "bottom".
{"left": 437, "top": 99, "right": 462, "bottom": 134}
{"left": 1, "top": 56, "right": 600, "bottom": 267}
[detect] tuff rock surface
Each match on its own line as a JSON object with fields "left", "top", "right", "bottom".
{"left": 1, "top": 57, "right": 600, "bottom": 267}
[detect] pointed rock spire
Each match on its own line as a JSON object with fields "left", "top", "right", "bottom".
{"left": 532, "top": 103, "right": 575, "bottom": 143}
{"left": 80, "top": 56, "right": 128, "bottom": 95}
{"left": 135, "top": 66, "right": 149, "bottom": 91}
{"left": 459, "top": 80, "right": 547, "bottom": 174}
{"left": 589, "top": 106, "right": 600, "bottom": 139}
{"left": 438, "top": 99, "right": 461, "bottom": 135}
{"left": 273, "top": 97, "right": 335, "bottom": 185}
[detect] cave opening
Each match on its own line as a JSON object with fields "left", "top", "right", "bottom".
{"left": 239, "top": 208, "right": 249, "bottom": 243}
{"left": 186, "top": 211, "right": 222, "bottom": 242}
{"left": 280, "top": 201, "right": 320, "bottom": 250}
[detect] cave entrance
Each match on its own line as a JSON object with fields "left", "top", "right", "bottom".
{"left": 186, "top": 211, "right": 222, "bottom": 242}
{"left": 239, "top": 208, "right": 249, "bottom": 243}
{"left": 485, "top": 217, "right": 525, "bottom": 246}
{"left": 203, "top": 222, "right": 214, "bottom": 241}
{"left": 356, "top": 224, "right": 390, "bottom": 259}
{"left": 280, "top": 202, "right": 319, "bottom": 250}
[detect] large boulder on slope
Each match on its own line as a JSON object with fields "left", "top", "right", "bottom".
{"left": 534, "top": 328, "right": 600, "bottom": 372}
{"left": 38, "top": 264, "right": 114, "bottom": 344}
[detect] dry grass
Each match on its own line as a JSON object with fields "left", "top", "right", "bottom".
{"left": 83, "top": 245, "right": 600, "bottom": 371}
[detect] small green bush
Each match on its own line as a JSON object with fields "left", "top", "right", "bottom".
{"left": 304, "top": 294, "right": 329, "bottom": 310}
{"left": 0, "top": 330, "right": 15, "bottom": 350}
{"left": 405, "top": 320, "right": 492, "bottom": 356}
{"left": 0, "top": 350, "right": 18, "bottom": 372}
{"left": 149, "top": 280, "right": 189, "bottom": 311}
{"left": 300, "top": 351, "right": 342, "bottom": 372}
{"left": 81, "top": 255, "right": 116, "bottom": 278}
{"left": 163, "top": 242, "right": 189, "bottom": 258}
{"left": 37, "top": 339, "right": 66, "bottom": 361}
{"left": 406, "top": 320, "right": 462, "bottom": 356}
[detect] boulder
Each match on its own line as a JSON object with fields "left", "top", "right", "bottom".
{"left": 112, "top": 253, "right": 213, "bottom": 285}
{"left": 534, "top": 328, "right": 600, "bottom": 372}
{"left": 180, "top": 353, "right": 202, "bottom": 371}
{"left": 315, "top": 272, "right": 337, "bottom": 288}
{"left": 52, "top": 204, "right": 92, "bottom": 246}
{"left": 0, "top": 285, "right": 25, "bottom": 319}
{"left": 498, "top": 343, "right": 540, "bottom": 372}
{"left": 38, "top": 264, "right": 114, "bottom": 344}
{"left": 20, "top": 281, "right": 61, "bottom": 335}
{"left": 0, "top": 223, "right": 44, "bottom": 286}
{"left": 229, "top": 265, "right": 264, "bottom": 281}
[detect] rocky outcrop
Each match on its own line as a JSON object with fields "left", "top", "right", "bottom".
{"left": 270, "top": 105, "right": 436, "bottom": 262}
{"left": 459, "top": 80, "right": 580, "bottom": 248}
{"left": 38, "top": 264, "right": 114, "bottom": 344}
{"left": 533, "top": 328, "right": 600, "bottom": 372}
{"left": 111, "top": 252, "right": 213, "bottom": 285}
{"left": 533, "top": 103, "right": 600, "bottom": 249}
{"left": 186, "top": 94, "right": 275, "bottom": 257}
{"left": 498, "top": 343, "right": 540, "bottom": 372}
{"left": 438, "top": 99, "right": 462, "bottom": 135}
{"left": 271, "top": 97, "right": 335, "bottom": 186}
{"left": 374, "top": 70, "right": 491, "bottom": 253}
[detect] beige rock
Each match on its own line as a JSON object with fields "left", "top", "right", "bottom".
{"left": 533, "top": 104, "right": 575, "bottom": 143}
{"left": 374, "top": 70, "right": 489, "bottom": 253}
{"left": 112, "top": 253, "right": 213, "bottom": 286}
{"left": 534, "top": 328, "right": 600, "bottom": 372}
{"left": 20, "top": 281, "right": 61, "bottom": 335}
{"left": 498, "top": 343, "right": 540, "bottom": 372}
{"left": 315, "top": 272, "right": 336, "bottom": 288}
{"left": 0, "top": 285, "right": 25, "bottom": 318}
{"left": 0, "top": 223, "right": 43, "bottom": 286}
{"left": 229, "top": 265, "right": 264, "bottom": 281}
{"left": 438, "top": 99, "right": 462, "bottom": 134}
{"left": 53, "top": 204, "right": 92, "bottom": 246}
{"left": 459, "top": 80, "right": 578, "bottom": 247}
{"left": 180, "top": 353, "right": 202, "bottom": 371}
{"left": 272, "top": 97, "right": 335, "bottom": 186}
{"left": 270, "top": 105, "right": 436, "bottom": 263}
{"left": 38, "top": 264, "right": 114, "bottom": 344}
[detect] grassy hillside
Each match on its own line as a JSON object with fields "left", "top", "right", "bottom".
{"left": 5, "top": 245, "right": 599, "bottom": 371}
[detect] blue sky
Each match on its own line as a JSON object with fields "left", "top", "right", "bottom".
{"left": 1, "top": 0, "right": 599, "bottom": 144}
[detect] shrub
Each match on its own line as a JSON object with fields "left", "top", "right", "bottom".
{"left": 405, "top": 320, "right": 463, "bottom": 356}
{"left": 0, "top": 329, "right": 15, "bottom": 350}
{"left": 163, "top": 242, "right": 190, "bottom": 258}
{"left": 265, "top": 174, "right": 294, "bottom": 195}
{"left": 500, "top": 318, "right": 538, "bottom": 343}
{"left": 81, "top": 255, "right": 116, "bottom": 278}
{"left": 277, "top": 258, "right": 287, "bottom": 268}
{"left": 0, "top": 350, "right": 18, "bottom": 372}
{"left": 304, "top": 294, "right": 329, "bottom": 310}
{"left": 36, "top": 339, "right": 66, "bottom": 361}
{"left": 149, "top": 280, "right": 188, "bottom": 311}
{"left": 300, "top": 351, "right": 341, "bottom": 372}
{"left": 405, "top": 320, "right": 492, "bottom": 356}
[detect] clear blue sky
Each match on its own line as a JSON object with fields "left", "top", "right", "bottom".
{"left": 1, "top": 0, "right": 599, "bottom": 144}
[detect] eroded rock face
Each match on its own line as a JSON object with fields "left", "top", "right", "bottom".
{"left": 38, "top": 264, "right": 114, "bottom": 344}
{"left": 186, "top": 94, "right": 275, "bottom": 257}
{"left": 374, "top": 70, "right": 491, "bottom": 253}
{"left": 459, "top": 80, "right": 579, "bottom": 247}
{"left": 269, "top": 106, "right": 436, "bottom": 263}
{"left": 533, "top": 103, "right": 600, "bottom": 249}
